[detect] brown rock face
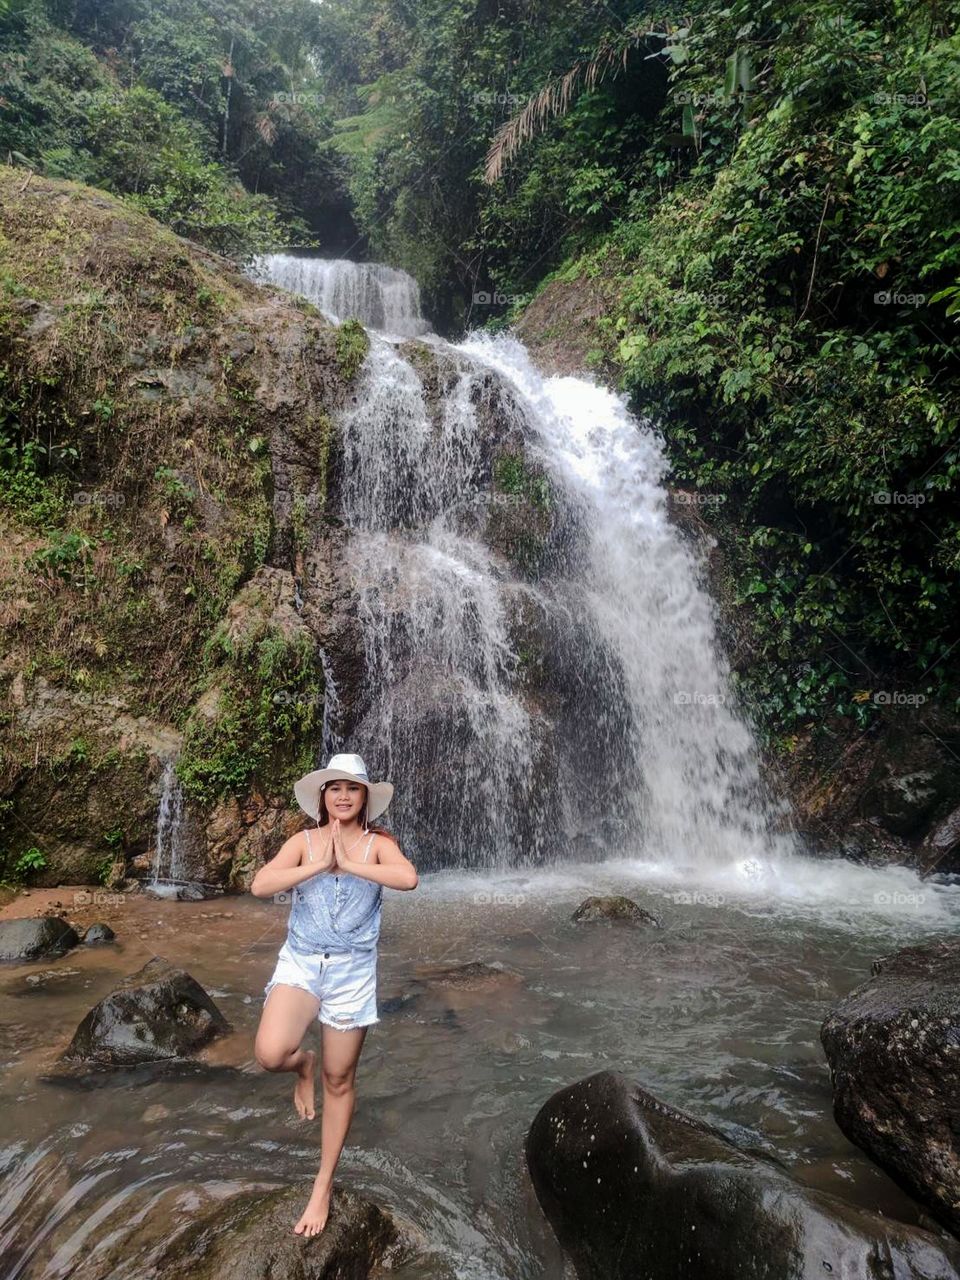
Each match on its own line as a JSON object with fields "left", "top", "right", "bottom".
{"left": 821, "top": 939, "right": 960, "bottom": 1240}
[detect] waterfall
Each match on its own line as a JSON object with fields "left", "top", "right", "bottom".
{"left": 255, "top": 256, "right": 794, "bottom": 872}
{"left": 458, "top": 333, "right": 789, "bottom": 873}
{"left": 150, "top": 758, "right": 187, "bottom": 891}
{"left": 250, "top": 254, "right": 431, "bottom": 337}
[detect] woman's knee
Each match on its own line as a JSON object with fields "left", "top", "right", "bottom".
{"left": 255, "top": 1038, "right": 293, "bottom": 1071}
{"left": 321, "top": 1065, "right": 355, "bottom": 1095}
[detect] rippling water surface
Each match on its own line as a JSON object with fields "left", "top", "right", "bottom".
{"left": 2, "top": 858, "right": 957, "bottom": 1279}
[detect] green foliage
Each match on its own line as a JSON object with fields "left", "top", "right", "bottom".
{"left": 493, "top": 450, "right": 552, "bottom": 512}
{"left": 334, "top": 317, "right": 369, "bottom": 381}
{"left": 13, "top": 845, "right": 46, "bottom": 879}
{"left": 94, "top": 852, "right": 117, "bottom": 884}
{"left": 317, "top": 0, "right": 644, "bottom": 320}
{"left": 177, "top": 619, "right": 323, "bottom": 803}
{"left": 315, "top": 0, "right": 960, "bottom": 733}
{"left": 0, "top": 0, "right": 343, "bottom": 254}
{"left": 603, "top": 0, "right": 960, "bottom": 733}
{"left": 28, "top": 531, "right": 96, "bottom": 586}
{"left": 0, "top": 362, "right": 73, "bottom": 525}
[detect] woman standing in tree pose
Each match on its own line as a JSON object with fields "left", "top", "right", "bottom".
{"left": 251, "top": 752, "right": 418, "bottom": 1237}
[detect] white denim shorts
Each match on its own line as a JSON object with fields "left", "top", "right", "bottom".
{"left": 263, "top": 940, "right": 379, "bottom": 1031}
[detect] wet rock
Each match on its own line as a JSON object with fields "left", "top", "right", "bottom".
{"left": 413, "top": 960, "right": 524, "bottom": 991}
{"left": 150, "top": 1182, "right": 427, "bottom": 1280}
{"left": 836, "top": 819, "right": 910, "bottom": 868}
{"left": 82, "top": 923, "right": 116, "bottom": 945}
{"left": 21, "top": 966, "right": 83, "bottom": 989}
{"left": 57, "top": 955, "right": 231, "bottom": 1071}
{"left": 176, "top": 882, "right": 207, "bottom": 901}
{"left": 571, "top": 895, "right": 662, "bottom": 927}
{"left": 920, "top": 802, "right": 960, "bottom": 876}
{"left": 821, "top": 938, "right": 960, "bottom": 1240}
{"left": 0, "top": 915, "right": 80, "bottom": 962}
{"left": 514, "top": 273, "right": 619, "bottom": 379}
{"left": 868, "top": 769, "right": 943, "bottom": 836}
{"left": 526, "top": 1070, "right": 960, "bottom": 1280}
{"left": 142, "top": 881, "right": 209, "bottom": 901}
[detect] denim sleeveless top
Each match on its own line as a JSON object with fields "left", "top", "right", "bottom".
{"left": 286, "top": 828, "right": 383, "bottom": 955}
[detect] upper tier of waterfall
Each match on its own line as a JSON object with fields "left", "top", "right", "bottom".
{"left": 250, "top": 254, "right": 431, "bottom": 337}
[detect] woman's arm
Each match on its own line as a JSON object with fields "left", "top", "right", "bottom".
{"left": 336, "top": 834, "right": 418, "bottom": 891}
{"left": 249, "top": 830, "right": 333, "bottom": 899}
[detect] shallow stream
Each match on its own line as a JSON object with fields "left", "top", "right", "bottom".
{"left": 2, "top": 856, "right": 957, "bottom": 1279}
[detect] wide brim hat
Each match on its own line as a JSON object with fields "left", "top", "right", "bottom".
{"left": 294, "top": 752, "right": 394, "bottom": 822}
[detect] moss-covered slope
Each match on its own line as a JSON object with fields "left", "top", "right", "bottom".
{"left": 0, "top": 168, "right": 355, "bottom": 888}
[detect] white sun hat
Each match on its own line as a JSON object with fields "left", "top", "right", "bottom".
{"left": 294, "top": 752, "right": 394, "bottom": 822}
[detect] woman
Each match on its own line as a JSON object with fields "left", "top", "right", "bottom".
{"left": 251, "top": 752, "right": 418, "bottom": 1237}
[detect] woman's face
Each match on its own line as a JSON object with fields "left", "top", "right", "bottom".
{"left": 324, "top": 779, "right": 366, "bottom": 823}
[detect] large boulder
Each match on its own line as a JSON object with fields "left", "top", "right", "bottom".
{"left": 821, "top": 939, "right": 960, "bottom": 1239}
{"left": 58, "top": 955, "right": 231, "bottom": 1071}
{"left": 526, "top": 1070, "right": 960, "bottom": 1280}
{"left": 148, "top": 1183, "right": 428, "bottom": 1280}
{"left": 0, "top": 915, "right": 80, "bottom": 962}
{"left": 12, "top": 1174, "right": 433, "bottom": 1280}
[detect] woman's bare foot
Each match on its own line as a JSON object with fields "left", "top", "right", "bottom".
{"left": 293, "top": 1177, "right": 331, "bottom": 1236}
{"left": 293, "top": 1049, "right": 316, "bottom": 1119}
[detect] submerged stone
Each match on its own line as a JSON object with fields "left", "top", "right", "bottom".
{"left": 571, "top": 895, "right": 662, "bottom": 927}
{"left": 82, "top": 923, "right": 116, "bottom": 945}
{"left": 150, "top": 1182, "right": 428, "bottom": 1279}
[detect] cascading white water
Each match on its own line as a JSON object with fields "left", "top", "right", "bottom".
{"left": 195, "top": 236, "right": 957, "bottom": 922}
{"left": 150, "top": 757, "right": 187, "bottom": 891}
{"left": 333, "top": 338, "right": 545, "bottom": 863}
{"left": 250, "top": 254, "right": 431, "bottom": 337}
{"left": 456, "top": 331, "right": 792, "bottom": 872}
{"left": 255, "top": 252, "right": 798, "bottom": 872}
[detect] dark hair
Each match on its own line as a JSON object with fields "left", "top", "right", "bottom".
{"left": 314, "top": 780, "right": 398, "bottom": 845}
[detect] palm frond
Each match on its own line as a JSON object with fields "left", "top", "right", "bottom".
{"left": 483, "top": 21, "right": 679, "bottom": 185}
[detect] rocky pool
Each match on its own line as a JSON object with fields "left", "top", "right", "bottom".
{"left": 2, "top": 854, "right": 958, "bottom": 1278}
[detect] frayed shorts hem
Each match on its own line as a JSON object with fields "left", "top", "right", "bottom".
{"left": 318, "top": 1013, "right": 380, "bottom": 1032}
{"left": 263, "top": 940, "right": 378, "bottom": 1029}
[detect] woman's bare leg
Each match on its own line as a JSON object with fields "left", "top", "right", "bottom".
{"left": 293, "top": 1022, "right": 368, "bottom": 1237}
{"left": 255, "top": 984, "right": 320, "bottom": 1119}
